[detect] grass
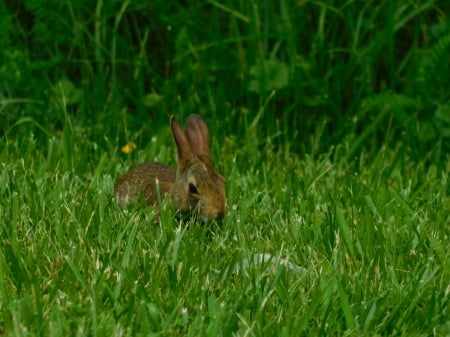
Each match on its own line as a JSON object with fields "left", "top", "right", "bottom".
{"left": 1, "top": 0, "right": 450, "bottom": 335}
{"left": 0, "top": 112, "right": 448, "bottom": 336}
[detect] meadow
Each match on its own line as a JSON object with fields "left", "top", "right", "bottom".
{"left": 1, "top": 0, "right": 449, "bottom": 336}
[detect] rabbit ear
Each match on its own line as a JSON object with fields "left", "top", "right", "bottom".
{"left": 184, "top": 114, "right": 211, "bottom": 162}
{"left": 171, "top": 116, "right": 194, "bottom": 166}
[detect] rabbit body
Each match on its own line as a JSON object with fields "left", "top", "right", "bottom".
{"left": 115, "top": 162, "right": 176, "bottom": 207}
{"left": 115, "top": 115, "right": 226, "bottom": 220}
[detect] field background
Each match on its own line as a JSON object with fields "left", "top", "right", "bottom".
{"left": 1, "top": 0, "right": 449, "bottom": 336}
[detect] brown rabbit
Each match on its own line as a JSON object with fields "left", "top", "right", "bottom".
{"left": 115, "top": 115, "right": 227, "bottom": 220}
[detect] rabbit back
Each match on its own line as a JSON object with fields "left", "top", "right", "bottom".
{"left": 115, "top": 162, "right": 176, "bottom": 207}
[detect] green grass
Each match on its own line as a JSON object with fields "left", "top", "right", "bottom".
{"left": 1, "top": 0, "right": 450, "bottom": 335}
{"left": 0, "top": 113, "right": 449, "bottom": 336}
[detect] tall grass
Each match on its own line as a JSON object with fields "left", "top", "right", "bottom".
{"left": 1, "top": 111, "right": 449, "bottom": 335}
{"left": 2, "top": 0, "right": 449, "bottom": 157}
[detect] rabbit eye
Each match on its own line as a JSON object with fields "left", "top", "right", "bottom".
{"left": 188, "top": 183, "right": 198, "bottom": 194}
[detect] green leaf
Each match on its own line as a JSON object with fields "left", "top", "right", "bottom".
{"left": 144, "top": 92, "right": 164, "bottom": 107}
{"left": 248, "top": 59, "right": 289, "bottom": 93}
{"left": 336, "top": 207, "right": 354, "bottom": 257}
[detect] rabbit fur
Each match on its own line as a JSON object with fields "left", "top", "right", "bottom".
{"left": 115, "top": 115, "right": 227, "bottom": 220}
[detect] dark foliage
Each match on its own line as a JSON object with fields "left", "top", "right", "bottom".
{"left": 1, "top": 0, "right": 449, "bottom": 162}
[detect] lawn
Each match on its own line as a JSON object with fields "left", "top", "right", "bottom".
{"left": 1, "top": 1, "right": 449, "bottom": 336}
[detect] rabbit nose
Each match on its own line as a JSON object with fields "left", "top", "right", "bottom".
{"left": 217, "top": 203, "right": 228, "bottom": 219}
{"left": 217, "top": 209, "right": 225, "bottom": 220}
{"left": 217, "top": 200, "right": 228, "bottom": 219}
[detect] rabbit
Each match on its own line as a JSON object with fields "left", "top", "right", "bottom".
{"left": 115, "top": 114, "right": 227, "bottom": 220}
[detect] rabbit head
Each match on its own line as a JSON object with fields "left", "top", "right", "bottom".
{"left": 169, "top": 115, "right": 227, "bottom": 220}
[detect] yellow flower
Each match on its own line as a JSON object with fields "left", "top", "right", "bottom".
{"left": 121, "top": 142, "right": 137, "bottom": 154}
